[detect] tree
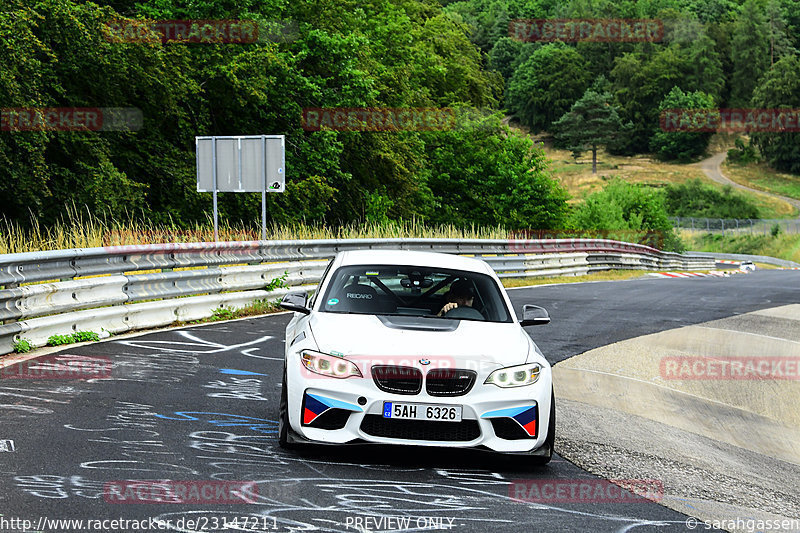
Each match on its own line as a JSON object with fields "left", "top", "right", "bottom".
{"left": 751, "top": 54, "right": 800, "bottom": 174}
{"left": 551, "top": 80, "right": 625, "bottom": 174}
{"left": 505, "top": 43, "right": 591, "bottom": 132}
{"left": 650, "top": 86, "right": 716, "bottom": 161}
{"left": 609, "top": 47, "right": 691, "bottom": 153}
{"left": 488, "top": 37, "right": 523, "bottom": 82}
{"left": 730, "top": 0, "right": 769, "bottom": 106}
{"left": 765, "top": 0, "right": 796, "bottom": 66}
{"left": 424, "top": 124, "right": 570, "bottom": 230}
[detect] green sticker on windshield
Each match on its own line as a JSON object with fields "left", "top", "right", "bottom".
{"left": 327, "top": 298, "right": 339, "bottom": 305}
{"left": 366, "top": 271, "right": 379, "bottom": 276}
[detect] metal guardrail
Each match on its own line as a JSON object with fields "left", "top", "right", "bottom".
{"left": 0, "top": 238, "right": 715, "bottom": 355}
{"left": 685, "top": 251, "right": 800, "bottom": 269}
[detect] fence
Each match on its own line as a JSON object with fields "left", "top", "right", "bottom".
{"left": 671, "top": 217, "right": 800, "bottom": 236}
{"left": 0, "top": 238, "right": 715, "bottom": 355}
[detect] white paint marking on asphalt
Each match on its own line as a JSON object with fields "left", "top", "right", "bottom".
{"left": 0, "top": 440, "right": 15, "bottom": 452}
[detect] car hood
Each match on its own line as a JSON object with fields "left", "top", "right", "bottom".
{"left": 308, "top": 313, "right": 534, "bottom": 370}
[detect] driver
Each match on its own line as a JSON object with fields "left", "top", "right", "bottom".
{"left": 437, "top": 279, "right": 474, "bottom": 316}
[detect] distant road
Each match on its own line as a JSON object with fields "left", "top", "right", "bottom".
{"left": 697, "top": 152, "right": 800, "bottom": 219}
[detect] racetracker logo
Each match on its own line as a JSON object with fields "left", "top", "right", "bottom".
{"left": 103, "top": 480, "right": 258, "bottom": 504}
{"left": 660, "top": 356, "right": 800, "bottom": 380}
{"left": 660, "top": 108, "right": 800, "bottom": 133}
{"left": 1, "top": 355, "right": 111, "bottom": 380}
{"left": 509, "top": 479, "right": 663, "bottom": 503}
{"left": 509, "top": 19, "right": 663, "bottom": 42}
{"left": 0, "top": 108, "right": 142, "bottom": 132}
{"left": 103, "top": 19, "right": 298, "bottom": 44}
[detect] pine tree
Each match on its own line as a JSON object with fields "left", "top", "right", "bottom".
{"left": 552, "top": 81, "right": 625, "bottom": 174}
{"left": 730, "top": 0, "right": 770, "bottom": 106}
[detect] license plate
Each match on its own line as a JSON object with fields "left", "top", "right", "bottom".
{"left": 382, "top": 402, "right": 462, "bottom": 422}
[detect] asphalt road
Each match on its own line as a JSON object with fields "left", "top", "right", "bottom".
{"left": 1, "top": 270, "right": 798, "bottom": 533}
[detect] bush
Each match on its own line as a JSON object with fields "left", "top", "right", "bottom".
{"left": 727, "top": 138, "right": 759, "bottom": 164}
{"left": 13, "top": 338, "right": 32, "bottom": 353}
{"left": 664, "top": 179, "right": 760, "bottom": 219}
{"left": 569, "top": 178, "right": 684, "bottom": 252}
{"left": 47, "top": 334, "right": 74, "bottom": 346}
{"left": 72, "top": 331, "right": 100, "bottom": 343}
{"left": 771, "top": 223, "right": 782, "bottom": 237}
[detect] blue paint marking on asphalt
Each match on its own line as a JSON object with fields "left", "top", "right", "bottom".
{"left": 153, "top": 411, "right": 279, "bottom": 434}
{"left": 219, "top": 368, "right": 268, "bottom": 376}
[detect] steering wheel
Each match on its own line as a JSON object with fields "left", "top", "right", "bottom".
{"left": 443, "top": 306, "right": 485, "bottom": 321}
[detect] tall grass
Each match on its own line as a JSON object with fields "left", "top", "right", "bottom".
{"left": 1, "top": 208, "right": 509, "bottom": 254}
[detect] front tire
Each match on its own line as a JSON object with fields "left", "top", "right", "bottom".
{"left": 530, "top": 389, "right": 555, "bottom": 466}
{"left": 278, "top": 367, "right": 294, "bottom": 449}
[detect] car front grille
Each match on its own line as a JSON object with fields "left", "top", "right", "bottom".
{"left": 360, "top": 415, "right": 481, "bottom": 441}
{"left": 371, "top": 365, "right": 423, "bottom": 395}
{"left": 425, "top": 369, "right": 477, "bottom": 396}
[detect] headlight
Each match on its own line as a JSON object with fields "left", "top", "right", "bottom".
{"left": 484, "top": 363, "right": 541, "bottom": 388}
{"left": 301, "top": 351, "right": 362, "bottom": 378}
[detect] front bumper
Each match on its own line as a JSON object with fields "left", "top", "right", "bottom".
{"left": 285, "top": 359, "right": 553, "bottom": 454}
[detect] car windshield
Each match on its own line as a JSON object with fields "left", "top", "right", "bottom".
{"left": 319, "top": 265, "right": 513, "bottom": 323}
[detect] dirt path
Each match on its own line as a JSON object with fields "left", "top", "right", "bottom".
{"left": 697, "top": 152, "right": 800, "bottom": 219}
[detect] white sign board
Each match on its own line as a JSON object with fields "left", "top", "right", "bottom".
{"left": 196, "top": 135, "right": 285, "bottom": 192}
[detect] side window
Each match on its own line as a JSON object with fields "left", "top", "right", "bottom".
{"left": 308, "top": 259, "right": 333, "bottom": 308}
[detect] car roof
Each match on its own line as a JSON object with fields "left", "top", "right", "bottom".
{"left": 334, "top": 249, "right": 495, "bottom": 275}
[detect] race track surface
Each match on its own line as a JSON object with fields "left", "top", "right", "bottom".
{"left": 1, "top": 270, "right": 798, "bottom": 533}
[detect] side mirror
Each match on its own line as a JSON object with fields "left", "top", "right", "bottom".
{"left": 520, "top": 304, "right": 550, "bottom": 327}
{"left": 280, "top": 291, "right": 310, "bottom": 315}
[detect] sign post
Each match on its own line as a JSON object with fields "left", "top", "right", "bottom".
{"left": 196, "top": 135, "right": 285, "bottom": 241}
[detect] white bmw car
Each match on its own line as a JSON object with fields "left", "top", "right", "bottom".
{"left": 278, "top": 250, "right": 555, "bottom": 464}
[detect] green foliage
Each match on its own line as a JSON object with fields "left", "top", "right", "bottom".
{"left": 211, "top": 307, "right": 235, "bottom": 321}
{"left": 47, "top": 334, "right": 74, "bottom": 346}
{"left": 751, "top": 54, "right": 800, "bottom": 174}
{"left": 505, "top": 43, "right": 591, "bottom": 132}
{"left": 649, "top": 87, "right": 716, "bottom": 161}
{"left": 72, "top": 331, "right": 100, "bottom": 342}
{"left": 569, "top": 178, "right": 684, "bottom": 252}
{"left": 488, "top": 37, "right": 523, "bottom": 81}
{"left": 552, "top": 81, "right": 625, "bottom": 173}
{"left": 730, "top": 0, "right": 770, "bottom": 106}
{"left": 609, "top": 48, "right": 696, "bottom": 154}
{"left": 727, "top": 138, "right": 759, "bottom": 164}
{"left": 13, "top": 338, "right": 32, "bottom": 353}
{"left": 664, "top": 179, "right": 761, "bottom": 218}
{"left": 424, "top": 127, "right": 570, "bottom": 229}
{"left": 265, "top": 271, "right": 289, "bottom": 292}
{"left": 771, "top": 223, "right": 782, "bottom": 236}
{"left": 46, "top": 330, "right": 100, "bottom": 346}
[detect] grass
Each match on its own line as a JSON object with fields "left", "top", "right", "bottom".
{"left": 501, "top": 269, "right": 648, "bottom": 287}
{"left": 722, "top": 160, "right": 800, "bottom": 203}
{"left": 186, "top": 298, "right": 284, "bottom": 325}
{"left": 683, "top": 232, "right": 800, "bottom": 264}
{"left": 543, "top": 145, "right": 707, "bottom": 202}
{"left": 531, "top": 133, "right": 795, "bottom": 219}
{"left": 0, "top": 208, "right": 510, "bottom": 255}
